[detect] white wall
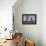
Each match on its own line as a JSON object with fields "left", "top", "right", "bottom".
{"left": 41, "top": 0, "right": 46, "bottom": 46}
{"left": 13, "top": 0, "right": 41, "bottom": 46}
{"left": 0, "top": 0, "right": 16, "bottom": 30}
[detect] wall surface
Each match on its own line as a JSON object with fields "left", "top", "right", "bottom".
{"left": 41, "top": 0, "right": 46, "bottom": 46}
{"left": 0, "top": 0, "right": 16, "bottom": 30}
{"left": 13, "top": 0, "right": 41, "bottom": 46}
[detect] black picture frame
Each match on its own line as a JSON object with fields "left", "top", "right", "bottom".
{"left": 22, "top": 14, "right": 37, "bottom": 24}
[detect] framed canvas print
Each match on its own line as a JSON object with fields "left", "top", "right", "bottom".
{"left": 22, "top": 14, "right": 37, "bottom": 24}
